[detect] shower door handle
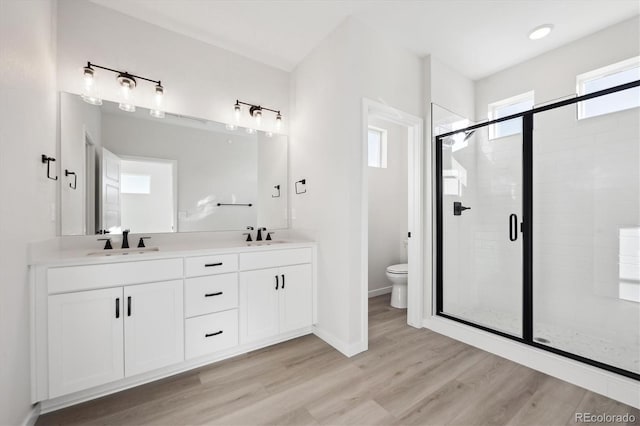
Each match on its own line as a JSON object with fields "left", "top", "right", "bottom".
{"left": 509, "top": 214, "right": 518, "bottom": 241}
{"left": 453, "top": 201, "right": 471, "bottom": 216}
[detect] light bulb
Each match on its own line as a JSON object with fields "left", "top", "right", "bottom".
{"left": 155, "top": 83, "right": 164, "bottom": 105}
{"left": 234, "top": 103, "right": 241, "bottom": 123}
{"left": 275, "top": 112, "right": 282, "bottom": 131}
{"left": 254, "top": 109, "right": 262, "bottom": 126}
{"left": 117, "top": 74, "right": 136, "bottom": 113}
{"left": 83, "top": 66, "right": 94, "bottom": 88}
{"left": 81, "top": 65, "right": 102, "bottom": 105}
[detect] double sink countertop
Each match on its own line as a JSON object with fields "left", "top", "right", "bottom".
{"left": 29, "top": 238, "right": 317, "bottom": 267}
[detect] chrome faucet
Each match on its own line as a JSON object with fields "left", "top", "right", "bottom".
{"left": 121, "top": 229, "right": 130, "bottom": 249}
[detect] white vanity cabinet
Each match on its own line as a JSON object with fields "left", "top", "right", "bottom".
{"left": 32, "top": 242, "right": 316, "bottom": 411}
{"left": 47, "top": 280, "right": 184, "bottom": 397}
{"left": 48, "top": 287, "right": 124, "bottom": 398}
{"left": 240, "top": 249, "right": 313, "bottom": 344}
{"left": 123, "top": 280, "right": 184, "bottom": 377}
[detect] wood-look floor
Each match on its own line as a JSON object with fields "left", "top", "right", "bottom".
{"left": 37, "top": 295, "right": 639, "bottom": 426}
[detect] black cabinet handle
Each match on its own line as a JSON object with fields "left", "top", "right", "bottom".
{"left": 275, "top": 275, "right": 279, "bottom": 290}
{"left": 115, "top": 298, "right": 120, "bottom": 318}
{"left": 205, "top": 330, "right": 223, "bottom": 338}
{"left": 205, "top": 262, "right": 223, "bottom": 267}
{"left": 127, "top": 296, "right": 132, "bottom": 316}
{"left": 205, "top": 291, "right": 223, "bottom": 297}
{"left": 509, "top": 214, "right": 518, "bottom": 242}
{"left": 281, "top": 274, "right": 285, "bottom": 289}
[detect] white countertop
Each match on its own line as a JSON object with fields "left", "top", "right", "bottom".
{"left": 29, "top": 238, "right": 316, "bottom": 267}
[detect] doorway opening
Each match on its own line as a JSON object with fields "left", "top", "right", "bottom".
{"left": 361, "top": 99, "right": 424, "bottom": 348}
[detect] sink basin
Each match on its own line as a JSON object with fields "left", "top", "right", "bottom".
{"left": 87, "top": 247, "right": 160, "bottom": 257}
{"left": 246, "top": 240, "right": 288, "bottom": 247}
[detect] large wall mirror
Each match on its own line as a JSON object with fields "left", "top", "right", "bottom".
{"left": 59, "top": 92, "right": 288, "bottom": 235}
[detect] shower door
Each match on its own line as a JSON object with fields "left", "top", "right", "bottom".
{"left": 437, "top": 120, "right": 524, "bottom": 337}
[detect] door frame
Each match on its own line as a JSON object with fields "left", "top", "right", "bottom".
{"left": 361, "top": 98, "right": 424, "bottom": 343}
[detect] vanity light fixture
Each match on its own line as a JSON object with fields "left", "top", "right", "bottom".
{"left": 117, "top": 73, "right": 136, "bottom": 112}
{"left": 529, "top": 24, "right": 553, "bottom": 40}
{"left": 150, "top": 83, "right": 165, "bottom": 118}
{"left": 81, "top": 64, "right": 102, "bottom": 105}
{"left": 233, "top": 100, "right": 282, "bottom": 132}
{"left": 80, "top": 61, "right": 165, "bottom": 117}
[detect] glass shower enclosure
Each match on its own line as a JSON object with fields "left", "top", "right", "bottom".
{"left": 435, "top": 80, "right": 640, "bottom": 379}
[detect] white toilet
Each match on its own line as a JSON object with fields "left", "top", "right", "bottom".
{"left": 386, "top": 263, "right": 408, "bottom": 309}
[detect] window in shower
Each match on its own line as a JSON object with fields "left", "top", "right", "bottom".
{"left": 367, "top": 126, "right": 388, "bottom": 168}
{"left": 488, "top": 91, "right": 534, "bottom": 140}
{"left": 577, "top": 56, "right": 640, "bottom": 119}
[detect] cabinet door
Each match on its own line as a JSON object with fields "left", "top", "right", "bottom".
{"left": 124, "top": 280, "right": 184, "bottom": 377}
{"left": 279, "top": 264, "right": 313, "bottom": 333}
{"left": 48, "top": 287, "right": 124, "bottom": 398}
{"left": 240, "top": 268, "right": 280, "bottom": 343}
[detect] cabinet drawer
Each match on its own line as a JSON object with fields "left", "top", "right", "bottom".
{"left": 240, "top": 248, "right": 312, "bottom": 270}
{"left": 185, "top": 310, "right": 238, "bottom": 359}
{"left": 185, "top": 273, "right": 238, "bottom": 318}
{"left": 185, "top": 254, "right": 238, "bottom": 277}
{"left": 48, "top": 258, "right": 183, "bottom": 294}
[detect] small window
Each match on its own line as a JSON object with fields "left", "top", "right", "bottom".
{"left": 121, "top": 174, "right": 151, "bottom": 194}
{"left": 488, "top": 91, "right": 534, "bottom": 140}
{"left": 577, "top": 56, "right": 640, "bottom": 120}
{"left": 368, "top": 126, "right": 387, "bottom": 168}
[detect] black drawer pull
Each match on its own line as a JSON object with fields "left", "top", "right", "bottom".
{"left": 275, "top": 275, "right": 279, "bottom": 290}
{"left": 205, "top": 330, "right": 223, "bottom": 338}
{"left": 115, "top": 298, "right": 120, "bottom": 318}
{"left": 204, "top": 262, "right": 223, "bottom": 267}
{"left": 205, "top": 291, "right": 223, "bottom": 297}
{"left": 127, "top": 296, "right": 132, "bottom": 316}
{"left": 281, "top": 274, "right": 285, "bottom": 289}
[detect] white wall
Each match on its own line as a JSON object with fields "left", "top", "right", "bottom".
{"left": 60, "top": 92, "right": 101, "bottom": 235}
{"left": 56, "top": 0, "right": 290, "bottom": 134}
{"left": 367, "top": 118, "right": 408, "bottom": 294}
{"left": 0, "top": 1, "right": 57, "bottom": 425}
{"left": 101, "top": 112, "right": 259, "bottom": 233}
{"left": 290, "top": 17, "right": 423, "bottom": 353}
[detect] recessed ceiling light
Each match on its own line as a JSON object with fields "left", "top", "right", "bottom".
{"left": 529, "top": 24, "right": 554, "bottom": 40}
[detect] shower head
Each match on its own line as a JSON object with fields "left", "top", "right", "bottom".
{"left": 442, "top": 129, "right": 475, "bottom": 148}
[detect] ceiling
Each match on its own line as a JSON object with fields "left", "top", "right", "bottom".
{"left": 90, "top": 0, "right": 640, "bottom": 80}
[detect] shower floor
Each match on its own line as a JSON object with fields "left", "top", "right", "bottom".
{"left": 449, "top": 308, "right": 640, "bottom": 375}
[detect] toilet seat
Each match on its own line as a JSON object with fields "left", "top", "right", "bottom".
{"left": 386, "top": 263, "right": 408, "bottom": 274}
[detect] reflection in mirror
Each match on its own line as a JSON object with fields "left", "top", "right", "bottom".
{"left": 60, "top": 92, "right": 288, "bottom": 235}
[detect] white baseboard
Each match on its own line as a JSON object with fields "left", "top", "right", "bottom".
{"left": 313, "top": 326, "right": 367, "bottom": 357}
{"left": 22, "top": 404, "right": 40, "bottom": 426}
{"left": 423, "top": 316, "right": 640, "bottom": 409}
{"left": 368, "top": 286, "right": 391, "bottom": 298}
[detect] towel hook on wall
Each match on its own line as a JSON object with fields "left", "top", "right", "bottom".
{"left": 65, "top": 169, "right": 77, "bottom": 190}
{"left": 295, "top": 179, "right": 307, "bottom": 195}
{"left": 41, "top": 155, "right": 58, "bottom": 181}
{"left": 272, "top": 184, "right": 281, "bottom": 198}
